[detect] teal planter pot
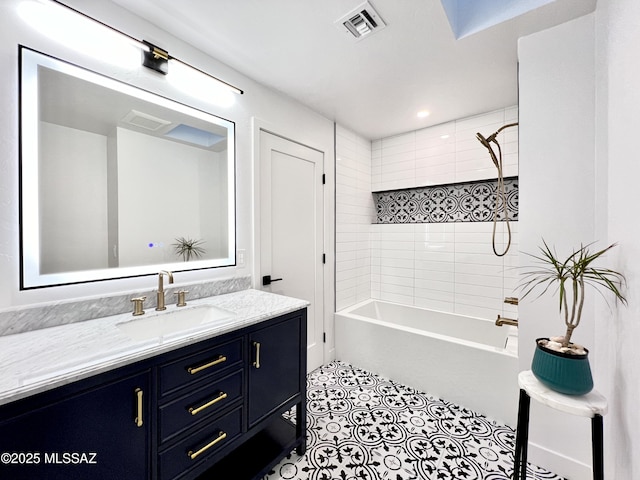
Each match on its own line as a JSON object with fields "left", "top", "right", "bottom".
{"left": 531, "top": 338, "right": 593, "bottom": 395}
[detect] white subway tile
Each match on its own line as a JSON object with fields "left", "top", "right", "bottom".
{"left": 379, "top": 291, "right": 414, "bottom": 305}
{"left": 381, "top": 257, "right": 414, "bottom": 269}
{"left": 455, "top": 292, "right": 504, "bottom": 310}
{"left": 415, "top": 122, "right": 455, "bottom": 141}
{"left": 414, "top": 297, "right": 454, "bottom": 313}
{"left": 380, "top": 265, "right": 415, "bottom": 278}
{"left": 456, "top": 282, "right": 503, "bottom": 299}
{"left": 414, "top": 278, "right": 455, "bottom": 292}
{"left": 415, "top": 172, "right": 457, "bottom": 187}
{"left": 380, "top": 274, "right": 414, "bottom": 288}
{"left": 382, "top": 131, "right": 415, "bottom": 148}
{"left": 414, "top": 260, "right": 455, "bottom": 274}
{"left": 454, "top": 303, "right": 499, "bottom": 320}
{"left": 455, "top": 110, "right": 505, "bottom": 133}
{"left": 414, "top": 250, "right": 455, "bottom": 263}
{"left": 415, "top": 287, "right": 455, "bottom": 303}
{"left": 455, "top": 273, "right": 503, "bottom": 289}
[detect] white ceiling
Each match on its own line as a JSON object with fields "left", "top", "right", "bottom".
{"left": 109, "top": 0, "right": 596, "bottom": 140}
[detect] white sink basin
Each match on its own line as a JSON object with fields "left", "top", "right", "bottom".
{"left": 116, "top": 304, "right": 235, "bottom": 341}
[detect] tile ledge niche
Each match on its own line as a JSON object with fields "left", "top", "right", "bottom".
{"left": 0, "top": 275, "right": 252, "bottom": 338}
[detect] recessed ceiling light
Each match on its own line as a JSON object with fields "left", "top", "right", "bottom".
{"left": 417, "top": 110, "right": 430, "bottom": 118}
{"left": 440, "top": 134, "right": 450, "bottom": 139}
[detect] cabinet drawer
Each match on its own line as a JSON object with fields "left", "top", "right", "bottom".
{"left": 159, "top": 406, "right": 242, "bottom": 480}
{"left": 160, "top": 338, "right": 243, "bottom": 396}
{"left": 159, "top": 369, "right": 243, "bottom": 444}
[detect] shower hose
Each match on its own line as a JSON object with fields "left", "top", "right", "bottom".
{"left": 476, "top": 122, "right": 518, "bottom": 257}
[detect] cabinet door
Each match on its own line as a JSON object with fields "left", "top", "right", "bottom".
{"left": 0, "top": 371, "right": 150, "bottom": 480}
{"left": 248, "top": 314, "right": 302, "bottom": 426}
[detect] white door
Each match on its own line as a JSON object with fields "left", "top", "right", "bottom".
{"left": 259, "top": 131, "right": 324, "bottom": 372}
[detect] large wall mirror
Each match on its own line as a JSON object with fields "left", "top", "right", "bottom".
{"left": 20, "top": 47, "right": 236, "bottom": 289}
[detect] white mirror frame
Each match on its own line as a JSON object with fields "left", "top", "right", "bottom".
{"left": 20, "top": 47, "right": 236, "bottom": 289}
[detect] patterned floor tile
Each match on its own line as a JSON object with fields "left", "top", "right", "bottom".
{"left": 264, "top": 361, "right": 566, "bottom": 480}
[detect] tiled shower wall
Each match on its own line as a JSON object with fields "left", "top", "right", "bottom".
{"left": 372, "top": 107, "right": 519, "bottom": 191}
{"left": 335, "top": 107, "right": 519, "bottom": 319}
{"left": 371, "top": 222, "right": 518, "bottom": 319}
{"left": 335, "top": 126, "right": 374, "bottom": 311}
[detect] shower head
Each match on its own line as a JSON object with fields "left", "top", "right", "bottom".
{"left": 476, "top": 131, "right": 499, "bottom": 168}
{"left": 476, "top": 122, "right": 518, "bottom": 170}
{"left": 475, "top": 132, "right": 491, "bottom": 148}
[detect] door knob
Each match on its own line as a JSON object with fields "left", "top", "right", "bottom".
{"left": 262, "top": 275, "right": 283, "bottom": 286}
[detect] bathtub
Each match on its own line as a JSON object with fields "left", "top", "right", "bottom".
{"left": 335, "top": 299, "right": 519, "bottom": 427}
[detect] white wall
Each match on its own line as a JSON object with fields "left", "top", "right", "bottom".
{"left": 0, "top": 0, "right": 334, "bottom": 310}
{"left": 335, "top": 125, "right": 373, "bottom": 311}
{"left": 116, "top": 127, "right": 220, "bottom": 266}
{"left": 595, "top": 0, "right": 640, "bottom": 478}
{"left": 518, "top": 14, "right": 595, "bottom": 479}
{"left": 39, "top": 121, "right": 109, "bottom": 273}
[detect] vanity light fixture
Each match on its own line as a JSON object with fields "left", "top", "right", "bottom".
{"left": 18, "top": 0, "right": 243, "bottom": 97}
{"left": 142, "top": 40, "right": 169, "bottom": 75}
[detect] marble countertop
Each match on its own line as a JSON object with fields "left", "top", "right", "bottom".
{"left": 0, "top": 289, "right": 308, "bottom": 407}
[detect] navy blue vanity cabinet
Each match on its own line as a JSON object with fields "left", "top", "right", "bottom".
{"left": 0, "top": 307, "right": 307, "bottom": 480}
{"left": 0, "top": 367, "right": 151, "bottom": 480}
{"left": 156, "top": 336, "right": 246, "bottom": 480}
{"left": 191, "top": 309, "right": 307, "bottom": 480}
{"left": 248, "top": 314, "right": 304, "bottom": 426}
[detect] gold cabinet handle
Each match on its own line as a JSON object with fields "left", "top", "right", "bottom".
{"left": 188, "top": 392, "right": 228, "bottom": 416}
{"left": 188, "top": 431, "right": 227, "bottom": 460}
{"left": 187, "top": 355, "right": 227, "bottom": 375}
{"left": 134, "top": 388, "right": 143, "bottom": 427}
{"left": 253, "top": 341, "right": 261, "bottom": 369}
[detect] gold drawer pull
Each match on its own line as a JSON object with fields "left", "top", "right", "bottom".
{"left": 134, "top": 388, "right": 143, "bottom": 427}
{"left": 188, "top": 431, "right": 227, "bottom": 460}
{"left": 253, "top": 342, "right": 261, "bottom": 369}
{"left": 187, "top": 355, "right": 227, "bottom": 375}
{"left": 188, "top": 392, "right": 228, "bottom": 416}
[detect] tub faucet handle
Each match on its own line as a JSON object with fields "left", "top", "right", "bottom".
{"left": 504, "top": 297, "right": 519, "bottom": 305}
{"left": 496, "top": 315, "right": 518, "bottom": 327}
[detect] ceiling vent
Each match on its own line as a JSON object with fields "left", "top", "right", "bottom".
{"left": 335, "top": 2, "right": 386, "bottom": 41}
{"left": 121, "top": 110, "right": 171, "bottom": 131}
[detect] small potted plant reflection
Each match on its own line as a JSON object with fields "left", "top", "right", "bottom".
{"left": 519, "top": 240, "right": 627, "bottom": 395}
{"left": 173, "top": 237, "right": 206, "bottom": 262}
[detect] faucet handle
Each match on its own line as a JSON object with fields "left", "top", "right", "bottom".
{"left": 131, "top": 296, "right": 147, "bottom": 316}
{"left": 175, "top": 290, "right": 189, "bottom": 307}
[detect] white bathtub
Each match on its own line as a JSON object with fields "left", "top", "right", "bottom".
{"left": 335, "top": 299, "right": 519, "bottom": 427}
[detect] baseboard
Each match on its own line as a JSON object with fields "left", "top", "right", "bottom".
{"left": 528, "top": 441, "right": 592, "bottom": 479}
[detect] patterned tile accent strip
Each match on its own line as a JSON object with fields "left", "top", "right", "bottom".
{"left": 374, "top": 177, "right": 518, "bottom": 224}
{"left": 265, "top": 361, "right": 565, "bottom": 480}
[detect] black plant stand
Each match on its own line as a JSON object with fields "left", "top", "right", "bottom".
{"left": 513, "top": 371, "right": 607, "bottom": 480}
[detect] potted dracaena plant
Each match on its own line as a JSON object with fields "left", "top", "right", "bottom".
{"left": 519, "top": 240, "right": 627, "bottom": 395}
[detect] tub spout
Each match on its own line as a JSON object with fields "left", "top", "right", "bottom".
{"left": 496, "top": 315, "right": 518, "bottom": 327}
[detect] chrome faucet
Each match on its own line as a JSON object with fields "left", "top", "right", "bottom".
{"left": 495, "top": 315, "right": 518, "bottom": 327}
{"left": 156, "top": 270, "right": 174, "bottom": 311}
